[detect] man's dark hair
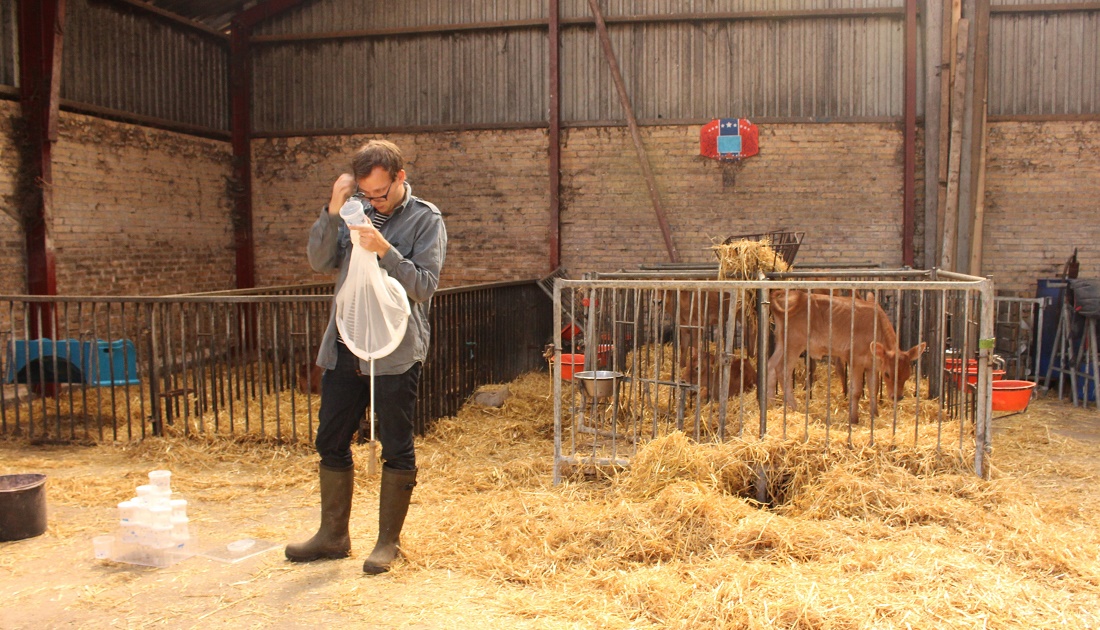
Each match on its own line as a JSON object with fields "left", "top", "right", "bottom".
{"left": 352, "top": 140, "right": 404, "bottom": 180}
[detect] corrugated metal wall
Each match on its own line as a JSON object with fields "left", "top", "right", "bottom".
{"left": 989, "top": 8, "right": 1100, "bottom": 116}
{"left": 251, "top": 30, "right": 548, "bottom": 131}
{"left": 0, "top": 0, "right": 17, "bottom": 88}
{"left": 62, "top": 0, "right": 229, "bottom": 131}
{"left": 557, "top": 0, "right": 903, "bottom": 18}
{"left": 253, "top": 0, "right": 548, "bottom": 35}
{"left": 1, "top": 0, "right": 1095, "bottom": 134}
{"left": 251, "top": 0, "right": 916, "bottom": 132}
{"left": 561, "top": 17, "right": 907, "bottom": 122}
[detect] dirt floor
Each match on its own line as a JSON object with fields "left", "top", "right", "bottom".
{"left": 1, "top": 374, "right": 1098, "bottom": 629}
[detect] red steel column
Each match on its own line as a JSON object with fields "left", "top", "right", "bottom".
{"left": 18, "top": 0, "right": 66, "bottom": 301}
{"left": 902, "top": 0, "right": 917, "bottom": 267}
{"left": 548, "top": 0, "right": 561, "bottom": 272}
{"left": 229, "top": 21, "right": 255, "bottom": 289}
{"left": 228, "top": 0, "right": 309, "bottom": 289}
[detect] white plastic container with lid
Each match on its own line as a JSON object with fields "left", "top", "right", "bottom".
{"left": 93, "top": 535, "right": 114, "bottom": 560}
{"left": 170, "top": 515, "right": 189, "bottom": 541}
{"left": 150, "top": 524, "right": 174, "bottom": 549}
{"left": 118, "top": 500, "right": 137, "bottom": 524}
{"left": 148, "top": 505, "right": 172, "bottom": 528}
{"left": 148, "top": 469, "right": 171, "bottom": 491}
{"left": 118, "top": 522, "right": 144, "bottom": 544}
{"left": 339, "top": 197, "right": 367, "bottom": 226}
{"left": 169, "top": 498, "right": 188, "bottom": 519}
{"left": 131, "top": 502, "right": 151, "bottom": 526}
{"left": 135, "top": 484, "right": 158, "bottom": 499}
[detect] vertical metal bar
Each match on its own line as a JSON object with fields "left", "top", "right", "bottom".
{"left": 305, "top": 301, "right": 313, "bottom": 438}
{"left": 1, "top": 301, "right": 11, "bottom": 434}
{"left": 553, "top": 279, "right": 563, "bottom": 484}
{"left": 757, "top": 284, "right": 768, "bottom": 440}
{"left": 92, "top": 303, "right": 107, "bottom": 440}
{"left": 147, "top": 303, "right": 161, "bottom": 437}
{"left": 869, "top": 290, "right": 879, "bottom": 443}
{"left": 257, "top": 302, "right": 267, "bottom": 436}
{"left": 914, "top": 289, "right": 926, "bottom": 445}
{"left": 179, "top": 305, "right": 191, "bottom": 434}
{"left": 225, "top": 304, "right": 236, "bottom": 435}
{"left": 975, "top": 280, "right": 994, "bottom": 477}
{"left": 272, "top": 301, "right": 281, "bottom": 440}
{"left": 106, "top": 303, "right": 119, "bottom": 440}
{"left": 239, "top": 304, "right": 250, "bottom": 433}
{"left": 63, "top": 301, "right": 73, "bottom": 439}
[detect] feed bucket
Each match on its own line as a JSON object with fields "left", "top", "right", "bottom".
{"left": 574, "top": 370, "right": 623, "bottom": 400}
{"left": 0, "top": 474, "right": 47, "bottom": 542}
{"left": 558, "top": 354, "right": 585, "bottom": 381}
{"left": 992, "top": 380, "right": 1036, "bottom": 413}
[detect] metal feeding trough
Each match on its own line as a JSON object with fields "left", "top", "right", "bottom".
{"left": 573, "top": 370, "right": 623, "bottom": 400}
{"left": 0, "top": 473, "right": 47, "bottom": 542}
{"left": 572, "top": 371, "right": 627, "bottom": 440}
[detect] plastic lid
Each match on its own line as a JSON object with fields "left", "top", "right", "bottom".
{"left": 226, "top": 539, "right": 256, "bottom": 553}
{"left": 339, "top": 198, "right": 367, "bottom": 226}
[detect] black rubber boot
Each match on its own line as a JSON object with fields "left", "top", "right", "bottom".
{"left": 285, "top": 463, "right": 354, "bottom": 562}
{"left": 362, "top": 466, "right": 417, "bottom": 574}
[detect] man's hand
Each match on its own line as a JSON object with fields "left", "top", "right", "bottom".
{"left": 350, "top": 224, "right": 392, "bottom": 257}
{"left": 328, "top": 174, "right": 357, "bottom": 215}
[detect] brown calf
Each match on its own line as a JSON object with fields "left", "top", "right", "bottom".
{"left": 656, "top": 289, "right": 757, "bottom": 363}
{"left": 681, "top": 347, "right": 757, "bottom": 402}
{"left": 766, "top": 289, "right": 925, "bottom": 424}
{"left": 297, "top": 363, "right": 323, "bottom": 395}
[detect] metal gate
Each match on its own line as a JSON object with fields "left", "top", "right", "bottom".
{"left": 552, "top": 269, "right": 995, "bottom": 484}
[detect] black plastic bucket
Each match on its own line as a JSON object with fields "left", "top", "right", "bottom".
{"left": 0, "top": 474, "right": 47, "bottom": 542}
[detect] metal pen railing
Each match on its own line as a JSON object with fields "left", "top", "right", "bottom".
{"left": 0, "top": 280, "right": 551, "bottom": 443}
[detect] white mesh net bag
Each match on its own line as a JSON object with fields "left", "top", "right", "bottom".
{"left": 334, "top": 198, "right": 410, "bottom": 361}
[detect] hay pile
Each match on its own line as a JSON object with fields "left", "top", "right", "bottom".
{"left": 407, "top": 372, "right": 1100, "bottom": 627}
{"left": 3, "top": 370, "right": 1099, "bottom": 628}
{"left": 714, "top": 238, "right": 791, "bottom": 280}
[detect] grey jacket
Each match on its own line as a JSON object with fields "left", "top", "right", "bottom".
{"left": 308, "top": 182, "right": 447, "bottom": 375}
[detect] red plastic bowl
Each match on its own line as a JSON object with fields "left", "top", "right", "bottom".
{"left": 992, "top": 380, "right": 1036, "bottom": 412}
{"left": 965, "top": 368, "right": 1005, "bottom": 385}
{"left": 558, "top": 354, "right": 585, "bottom": 381}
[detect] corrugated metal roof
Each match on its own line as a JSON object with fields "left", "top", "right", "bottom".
{"left": 145, "top": 0, "right": 256, "bottom": 31}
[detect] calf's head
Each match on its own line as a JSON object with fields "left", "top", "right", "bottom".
{"left": 871, "top": 342, "right": 927, "bottom": 399}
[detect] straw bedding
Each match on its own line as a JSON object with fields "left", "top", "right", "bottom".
{"left": 2, "top": 371, "right": 1099, "bottom": 628}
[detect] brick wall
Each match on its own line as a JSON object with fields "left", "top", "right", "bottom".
{"left": 49, "top": 113, "right": 235, "bottom": 295}
{"left": 0, "top": 100, "right": 25, "bottom": 295}
{"left": 2, "top": 104, "right": 1096, "bottom": 300}
{"left": 0, "top": 105, "right": 236, "bottom": 297}
{"left": 981, "top": 121, "right": 1100, "bottom": 297}
{"left": 560, "top": 124, "right": 914, "bottom": 273}
{"left": 251, "top": 129, "right": 552, "bottom": 288}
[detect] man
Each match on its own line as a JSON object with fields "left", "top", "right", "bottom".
{"left": 288, "top": 139, "right": 447, "bottom": 574}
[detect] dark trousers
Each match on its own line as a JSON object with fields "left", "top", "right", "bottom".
{"left": 315, "top": 342, "right": 421, "bottom": 471}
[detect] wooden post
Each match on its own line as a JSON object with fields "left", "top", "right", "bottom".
{"left": 941, "top": 19, "right": 970, "bottom": 272}
{"left": 923, "top": 0, "right": 946, "bottom": 269}
{"left": 968, "top": 106, "right": 989, "bottom": 276}
{"left": 965, "top": 0, "right": 991, "bottom": 276}
{"left": 935, "top": 0, "right": 961, "bottom": 265}
{"left": 587, "top": 0, "right": 680, "bottom": 263}
{"left": 902, "top": 0, "right": 917, "bottom": 267}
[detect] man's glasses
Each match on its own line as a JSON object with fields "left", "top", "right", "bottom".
{"left": 356, "top": 179, "right": 395, "bottom": 203}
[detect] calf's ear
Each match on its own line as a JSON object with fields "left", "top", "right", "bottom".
{"left": 871, "top": 341, "right": 888, "bottom": 361}
{"left": 905, "top": 342, "right": 928, "bottom": 362}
